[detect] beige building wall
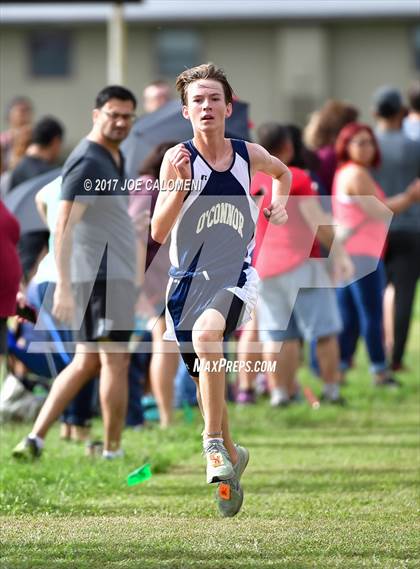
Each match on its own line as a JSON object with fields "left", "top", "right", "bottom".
{"left": 125, "top": 25, "right": 154, "bottom": 108}
{"left": 202, "top": 25, "right": 276, "bottom": 130}
{"left": 0, "top": 20, "right": 417, "bottom": 148}
{"left": 330, "top": 22, "right": 416, "bottom": 124}
{"left": 0, "top": 25, "right": 107, "bottom": 150}
{"left": 272, "top": 25, "right": 331, "bottom": 126}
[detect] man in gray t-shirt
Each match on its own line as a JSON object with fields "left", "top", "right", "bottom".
{"left": 61, "top": 138, "right": 136, "bottom": 284}
{"left": 373, "top": 86, "right": 420, "bottom": 371}
{"left": 374, "top": 129, "right": 420, "bottom": 234}
{"left": 13, "top": 86, "right": 139, "bottom": 461}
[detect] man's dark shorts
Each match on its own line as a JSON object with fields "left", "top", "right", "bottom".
{"left": 73, "top": 279, "right": 135, "bottom": 343}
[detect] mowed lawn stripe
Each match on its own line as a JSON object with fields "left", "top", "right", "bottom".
{"left": 0, "top": 292, "right": 419, "bottom": 568}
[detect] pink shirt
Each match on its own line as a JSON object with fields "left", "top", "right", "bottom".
{"left": 332, "top": 163, "right": 388, "bottom": 259}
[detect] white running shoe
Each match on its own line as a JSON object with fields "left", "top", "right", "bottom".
{"left": 102, "top": 448, "right": 125, "bottom": 460}
{"left": 204, "top": 439, "right": 234, "bottom": 484}
{"left": 270, "top": 388, "right": 290, "bottom": 407}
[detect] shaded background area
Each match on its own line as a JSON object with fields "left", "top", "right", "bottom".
{"left": 1, "top": 0, "right": 419, "bottom": 150}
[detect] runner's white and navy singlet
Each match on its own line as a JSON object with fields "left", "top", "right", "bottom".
{"left": 164, "top": 138, "right": 260, "bottom": 359}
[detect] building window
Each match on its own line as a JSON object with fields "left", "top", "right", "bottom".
{"left": 28, "top": 30, "right": 72, "bottom": 77}
{"left": 155, "top": 29, "right": 201, "bottom": 78}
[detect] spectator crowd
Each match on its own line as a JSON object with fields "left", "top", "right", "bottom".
{"left": 1, "top": 76, "right": 419, "bottom": 460}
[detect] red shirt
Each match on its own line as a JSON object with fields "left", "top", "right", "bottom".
{"left": 251, "top": 167, "right": 320, "bottom": 279}
{"left": 0, "top": 202, "right": 22, "bottom": 316}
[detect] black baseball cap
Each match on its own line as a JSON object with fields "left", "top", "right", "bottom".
{"left": 373, "top": 86, "right": 403, "bottom": 118}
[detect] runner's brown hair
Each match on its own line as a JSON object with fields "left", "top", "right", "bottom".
{"left": 175, "top": 63, "right": 233, "bottom": 106}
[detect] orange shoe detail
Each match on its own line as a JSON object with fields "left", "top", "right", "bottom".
{"left": 219, "top": 483, "right": 231, "bottom": 501}
{"left": 209, "top": 452, "right": 224, "bottom": 468}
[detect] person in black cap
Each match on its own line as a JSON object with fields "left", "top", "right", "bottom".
{"left": 372, "top": 86, "right": 420, "bottom": 372}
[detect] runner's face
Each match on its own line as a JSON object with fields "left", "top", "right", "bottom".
{"left": 182, "top": 79, "right": 232, "bottom": 132}
{"left": 94, "top": 99, "right": 135, "bottom": 143}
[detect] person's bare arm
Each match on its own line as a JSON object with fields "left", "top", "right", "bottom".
{"left": 151, "top": 144, "right": 192, "bottom": 244}
{"left": 247, "top": 142, "right": 291, "bottom": 224}
{"left": 385, "top": 178, "right": 420, "bottom": 214}
{"left": 299, "top": 197, "right": 353, "bottom": 281}
{"left": 344, "top": 166, "right": 420, "bottom": 218}
{"left": 35, "top": 189, "right": 48, "bottom": 226}
{"left": 52, "top": 200, "right": 87, "bottom": 322}
{"left": 299, "top": 196, "right": 336, "bottom": 250}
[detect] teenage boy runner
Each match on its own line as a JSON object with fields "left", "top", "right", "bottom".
{"left": 151, "top": 63, "right": 290, "bottom": 517}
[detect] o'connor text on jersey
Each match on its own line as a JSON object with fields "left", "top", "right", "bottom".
{"left": 196, "top": 202, "right": 245, "bottom": 238}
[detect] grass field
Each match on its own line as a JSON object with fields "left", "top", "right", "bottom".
{"left": 1, "top": 295, "right": 419, "bottom": 568}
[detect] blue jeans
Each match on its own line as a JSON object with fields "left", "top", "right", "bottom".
{"left": 62, "top": 380, "right": 96, "bottom": 427}
{"left": 125, "top": 349, "right": 148, "bottom": 427}
{"left": 33, "top": 281, "right": 96, "bottom": 427}
{"left": 336, "top": 256, "right": 387, "bottom": 374}
{"left": 174, "top": 360, "right": 197, "bottom": 407}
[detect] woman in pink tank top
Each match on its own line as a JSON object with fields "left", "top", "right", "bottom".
{"left": 333, "top": 123, "right": 420, "bottom": 387}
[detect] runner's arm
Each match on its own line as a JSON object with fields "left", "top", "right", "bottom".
{"left": 247, "top": 142, "right": 291, "bottom": 199}
{"left": 151, "top": 144, "right": 192, "bottom": 244}
{"left": 247, "top": 142, "right": 291, "bottom": 225}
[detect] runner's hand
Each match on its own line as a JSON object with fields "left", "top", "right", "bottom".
{"left": 167, "top": 144, "right": 191, "bottom": 180}
{"left": 264, "top": 199, "right": 288, "bottom": 225}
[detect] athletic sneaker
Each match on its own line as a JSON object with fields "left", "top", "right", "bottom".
{"left": 255, "top": 373, "right": 269, "bottom": 396}
{"left": 391, "top": 363, "right": 409, "bottom": 373}
{"left": 375, "top": 375, "right": 401, "bottom": 388}
{"left": 270, "top": 388, "right": 289, "bottom": 407}
{"left": 289, "top": 389, "right": 302, "bottom": 404}
{"left": 236, "top": 389, "right": 256, "bottom": 405}
{"left": 102, "top": 448, "right": 125, "bottom": 460}
{"left": 216, "top": 445, "right": 250, "bottom": 518}
{"left": 233, "top": 444, "right": 250, "bottom": 480}
{"left": 320, "top": 393, "right": 347, "bottom": 405}
{"left": 12, "top": 436, "right": 42, "bottom": 460}
{"left": 204, "top": 439, "right": 234, "bottom": 484}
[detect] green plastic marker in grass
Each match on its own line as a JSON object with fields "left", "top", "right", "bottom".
{"left": 183, "top": 401, "right": 194, "bottom": 424}
{"left": 127, "top": 463, "right": 152, "bottom": 486}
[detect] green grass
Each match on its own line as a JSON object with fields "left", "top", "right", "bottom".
{"left": 0, "top": 294, "right": 419, "bottom": 568}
